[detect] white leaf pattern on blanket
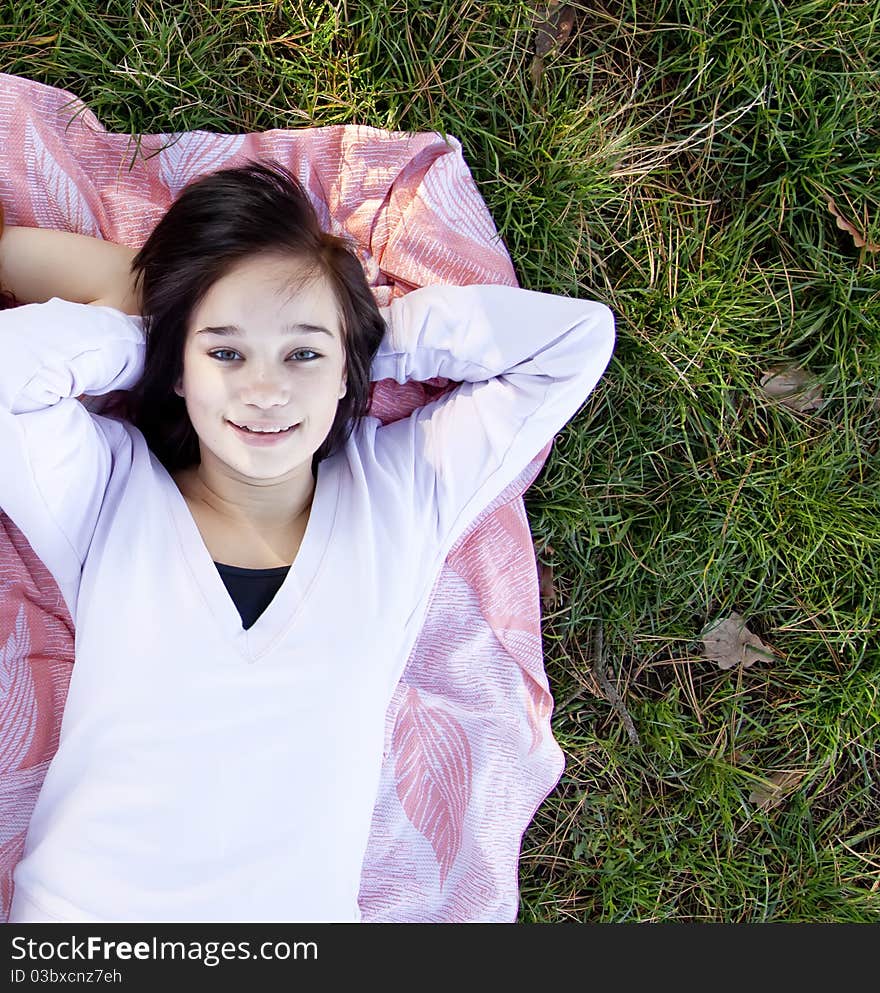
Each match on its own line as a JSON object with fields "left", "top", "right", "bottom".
{"left": 523, "top": 672, "right": 553, "bottom": 756}
{"left": 0, "top": 836, "right": 20, "bottom": 915}
{"left": 418, "top": 152, "right": 501, "bottom": 251}
{"left": 25, "top": 118, "right": 100, "bottom": 235}
{"left": 159, "top": 132, "right": 246, "bottom": 199}
{"left": 0, "top": 762, "right": 50, "bottom": 847}
{"left": 291, "top": 156, "right": 333, "bottom": 231}
{"left": 393, "top": 687, "right": 472, "bottom": 885}
{"left": 0, "top": 605, "right": 36, "bottom": 774}
{"left": 0, "top": 763, "right": 53, "bottom": 911}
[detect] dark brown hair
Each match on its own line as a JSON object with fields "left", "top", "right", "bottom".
{"left": 126, "top": 160, "right": 386, "bottom": 474}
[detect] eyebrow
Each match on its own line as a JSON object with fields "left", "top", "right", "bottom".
{"left": 195, "top": 323, "right": 335, "bottom": 338}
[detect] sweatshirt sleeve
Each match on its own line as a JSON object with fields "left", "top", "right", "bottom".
{"left": 0, "top": 297, "right": 146, "bottom": 597}
{"left": 369, "top": 284, "right": 615, "bottom": 553}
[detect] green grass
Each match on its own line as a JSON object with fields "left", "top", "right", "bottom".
{"left": 2, "top": 0, "right": 878, "bottom": 922}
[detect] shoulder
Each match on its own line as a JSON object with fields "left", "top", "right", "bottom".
{"left": 88, "top": 295, "right": 141, "bottom": 316}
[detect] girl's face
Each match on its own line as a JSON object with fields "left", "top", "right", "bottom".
{"left": 175, "top": 254, "right": 347, "bottom": 483}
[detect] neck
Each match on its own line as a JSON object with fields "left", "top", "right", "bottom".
{"left": 180, "top": 463, "right": 315, "bottom": 535}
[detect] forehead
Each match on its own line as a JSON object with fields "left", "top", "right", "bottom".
{"left": 190, "top": 254, "right": 342, "bottom": 337}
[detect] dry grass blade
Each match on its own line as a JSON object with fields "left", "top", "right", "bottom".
{"left": 0, "top": 33, "right": 59, "bottom": 49}
{"left": 590, "top": 624, "right": 640, "bottom": 745}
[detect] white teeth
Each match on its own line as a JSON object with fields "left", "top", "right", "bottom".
{"left": 233, "top": 422, "right": 293, "bottom": 434}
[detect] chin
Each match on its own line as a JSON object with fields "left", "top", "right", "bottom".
{"left": 231, "top": 451, "right": 317, "bottom": 479}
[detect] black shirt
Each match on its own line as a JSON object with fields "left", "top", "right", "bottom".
{"left": 214, "top": 561, "right": 291, "bottom": 630}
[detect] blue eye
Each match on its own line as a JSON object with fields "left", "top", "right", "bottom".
{"left": 208, "top": 349, "right": 320, "bottom": 362}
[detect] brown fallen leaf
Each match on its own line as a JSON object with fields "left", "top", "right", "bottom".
{"left": 538, "top": 562, "right": 555, "bottom": 609}
{"left": 700, "top": 611, "right": 774, "bottom": 670}
{"left": 759, "top": 365, "right": 823, "bottom": 413}
{"left": 530, "top": 3, "right": 576, "bottom": 87}
{"left": 533, "top": 2, "right": 575, "bottom": 57}
{"left": 749, "top": 769, "right": 805, "bottom": 811}
{"left": 534, "top": 541, "right": 557, "bottom": 610}
{"left": 826, "top": 195, "right": 879, "bottom": 253}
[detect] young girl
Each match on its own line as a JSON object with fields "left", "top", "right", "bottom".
{"left": 0, "top": 161, "right": 614, "bottom": 923}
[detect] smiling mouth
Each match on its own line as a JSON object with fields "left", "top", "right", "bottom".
{"left": 228, "top": 421, "right": 298, "bottom": 435}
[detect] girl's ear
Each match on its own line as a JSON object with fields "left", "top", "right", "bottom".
{"left": 174, "top": 379, "right": 184, "bottom": 398}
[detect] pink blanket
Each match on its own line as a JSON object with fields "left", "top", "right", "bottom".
{"left": 0, "top": 73, "right": 564, "bottom": 922}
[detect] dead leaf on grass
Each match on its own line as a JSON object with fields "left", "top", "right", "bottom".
{"left": 700, "top": 611, "right": 774, "bottom": 670}
{"left": 759, "top": 365, "right": 824, "bottom": 413}
{"left": 534, "top": 541, "right": 557, "bottom": 610}
{"left": 826, "top": 195, "right": 880, "bottom": 253}
{"left": 530, "top": 3, "right": 576, "bottom": 86}
{"left": 748, "top": 769, "right": 806, "bottom": 811}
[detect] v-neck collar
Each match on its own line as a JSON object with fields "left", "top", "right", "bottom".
{"left": 160, "top": 457, "right": 340, "bottom": 663}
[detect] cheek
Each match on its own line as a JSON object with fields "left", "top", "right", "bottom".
{"left": 181, "top": 361, "right": 226, "bottom": 404}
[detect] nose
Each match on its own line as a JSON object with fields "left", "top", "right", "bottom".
{"left": 238, "top": 365, "right": 291, "bottom": 408}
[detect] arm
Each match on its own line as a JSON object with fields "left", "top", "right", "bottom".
{"left": 0, "top": 223, "right": 141, "bottom": 314}
{"left": 0, "top": 298, "right": 146, "bottom": 615}
{"left": 370, "top": 284, "right": 615, "bottom": 553}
